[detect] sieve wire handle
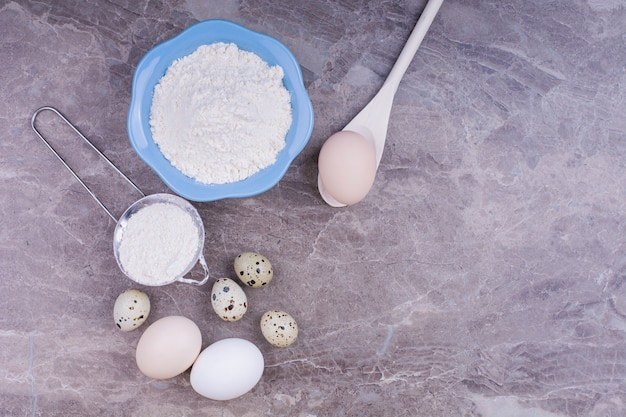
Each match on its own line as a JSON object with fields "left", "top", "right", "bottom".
{"left": 31, "top": 106, "right": 145, "bottom": 222}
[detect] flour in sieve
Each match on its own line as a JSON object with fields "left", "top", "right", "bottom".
{"left": 118, "top": 203, "right": 200, "bottom": 285}
{"left": 149, "top": 42, "right": 293, "bottom": 184}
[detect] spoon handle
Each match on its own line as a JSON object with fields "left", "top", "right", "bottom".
{"left": 384, "top": 0, "right": 444, "bottom": 93}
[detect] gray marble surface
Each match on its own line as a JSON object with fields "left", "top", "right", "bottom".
{"left": 2, "top": 0, "right": 626, "bottom": 416}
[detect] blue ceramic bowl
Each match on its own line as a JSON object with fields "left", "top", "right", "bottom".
{"left": 127, "top": 20, "right": 314, "bottom": 202}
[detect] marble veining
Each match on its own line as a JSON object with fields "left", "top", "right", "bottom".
{"left": 1, "top": 0, "right": 626, "bottom": 416}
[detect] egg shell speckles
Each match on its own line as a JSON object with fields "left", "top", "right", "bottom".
{"left": 234, "top": 252, "right": 273, "bottom": 288}
{"left": 211, "top": 278, "right": 248, "bottom": 322}
{"left": 260, "top": 310, "right": 298, "bottom": 347}
{"left": 113, "top": 289, "right": 150, "bottom": 332}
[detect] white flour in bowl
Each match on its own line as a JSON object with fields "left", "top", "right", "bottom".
{"left": 118, "top": 203, "right": 200, "bottom": 285}
{"left": 149, "top": 42, "right": 293, "bottom": 184}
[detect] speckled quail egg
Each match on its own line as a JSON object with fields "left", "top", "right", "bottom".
{"left": 113, "top": 289, "right": 150, "bottom": 331}
{"left": 211, "top": 278, "right": 248, "bottom": 322}
{"left": 234, "top": 252, "right": 273, "bottom": 288}
{"left": 260, "top": 310, "right": 298, "bottom": 347}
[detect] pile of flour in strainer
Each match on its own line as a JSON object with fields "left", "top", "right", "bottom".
{"left": 117, "top": 202, "right": 200, "bottom": 286}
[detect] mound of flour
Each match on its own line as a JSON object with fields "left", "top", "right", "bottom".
{"left": 149, "top": 42, "right": 293, "bottom": 184}
{"left": 118, "top": 203, "right": 199, "bottom": 285}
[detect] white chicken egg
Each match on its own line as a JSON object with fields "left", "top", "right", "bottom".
{"left": 113, "top": 289, "right": 150, "bottom": 331}
{"left": 211, "top": 278, "right": 247, "bottom": 322}
{"left": 190, "top": 338, "right": 264, "bottom": 401}
{"left": 234, "top": 252, "right": 273, "bottom": 288}
{"left": 260, "top": 310, "right": 298, "bottom": 347}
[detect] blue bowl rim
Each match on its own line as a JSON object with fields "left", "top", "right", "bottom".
{"left": 127, "top": 19, "right": 314, "bottom": 202}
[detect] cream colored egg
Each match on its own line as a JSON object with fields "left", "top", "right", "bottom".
{"left": 135, "top": 316, "right": 202, "bottom": 379}
{"left": 260, "top": 310, "right": 298, "bottom": 347}
{"left": 113, "top": 289, "right": 150, "bottom": 332}
{"left": 211, "top": 278, "right": 248, "bottom": 322}
{"left": 234, "top": 252, "right": 273, "bottom": 288}
{"left": 318, "top": 130, "right": 377, "bottom": 205}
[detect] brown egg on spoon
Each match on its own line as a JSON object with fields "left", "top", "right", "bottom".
{"left": 317, "top": 0, "right": 444, "bottom": 207}
{"left": 317, "top": 130, "right": 377, "bottom": 206}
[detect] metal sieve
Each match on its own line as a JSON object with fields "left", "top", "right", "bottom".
{"left": 113, "top": 193, "right": 209, "bottom": 286}
{"left": 31, "top": 106, "right": 210, "bottom": 286}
